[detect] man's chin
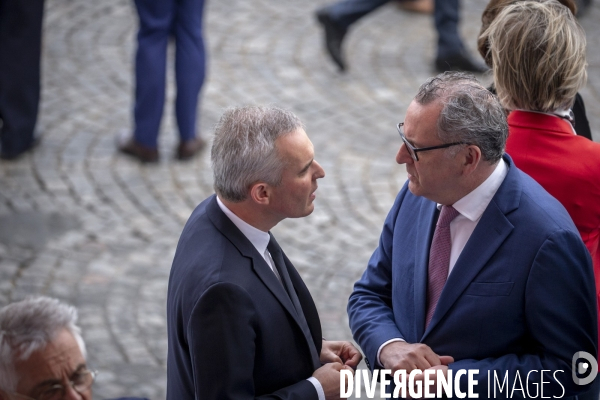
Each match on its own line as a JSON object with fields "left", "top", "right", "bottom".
{"left": 305, "top": 204, "right": 315, "bottom": 215}
{"left": 288, "top": 205, "right": 315, "bottom": 219}
{"left": 407, "top": 181, "right": 421, "bottom": 196}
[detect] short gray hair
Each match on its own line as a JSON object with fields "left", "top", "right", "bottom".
{"left": 0, "top": 297, "right": 86, "bottom": 391}
{"left": 415, "top": 71, "right": 508, "bottom": 163}
{"left": 211, "top": 105, "right": 304, "bottom": 202}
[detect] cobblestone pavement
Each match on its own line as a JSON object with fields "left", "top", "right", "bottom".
{"left": 0, "top": 0, "right": 599, "bottom": 398}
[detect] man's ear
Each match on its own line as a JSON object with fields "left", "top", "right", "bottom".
{"left": 462, "top": 145, "right": 482, "bottom": 175}
{"left": 249, "top": 182, "right": 270, "bottom": 206}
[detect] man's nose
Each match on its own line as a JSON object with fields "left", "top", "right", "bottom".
{"left": 396, "top": 143, "right": 413, "bottom": 165}
{"left": 314, "top": 160, "right": 325, "bottom": 178}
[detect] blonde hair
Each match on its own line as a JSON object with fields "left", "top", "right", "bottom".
{"left": 484, "top": 0, "right": 586, "bottom": 112}
{"left": 477, "top": 0, "right": 577, "bottom": 68}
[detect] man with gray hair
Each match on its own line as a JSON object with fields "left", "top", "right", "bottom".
{"left": 166, "top": 105, "right": 361, "bottom": 399}
{"left": 0, "top": 296, "right": 93, "bottom": 400}
{"left": 348, "top": 71, "right": 598, "bottom": 398}
{"left": 0, "top": 296, "right": 144, "bottom": 400}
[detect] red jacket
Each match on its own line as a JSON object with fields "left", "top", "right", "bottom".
{"left": 506, "top": 110, "right": 600, "bottom": 286}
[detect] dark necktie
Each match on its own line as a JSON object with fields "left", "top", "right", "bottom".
{"left": 268, "top": 237, "right": 321, "bottom": 368}
{"left": 425, "top": 205, "right": 460, "bottom": 328}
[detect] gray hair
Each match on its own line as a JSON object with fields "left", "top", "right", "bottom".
{"left": 415, "top": 71, "right": 508, "bottom": 163}
{"left": 211, "top": 105, "right": 304, "bottom": 202}
{"left": 0, "top": 297, "right": 86, "bottom": 391}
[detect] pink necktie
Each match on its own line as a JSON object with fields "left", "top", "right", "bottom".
{"left": 425, "top": 205, "right": 460, "bottom": 328}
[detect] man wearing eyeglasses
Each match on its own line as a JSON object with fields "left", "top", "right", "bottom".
{"left": 347, "top": 71, "right": 598, "bottom": 398}
{"left": 0, "top": 297, "right": 145, "bottom": 400}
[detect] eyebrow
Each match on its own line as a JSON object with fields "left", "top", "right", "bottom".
{"left": 31, "top": 364, "right": 87, "bottom": 391}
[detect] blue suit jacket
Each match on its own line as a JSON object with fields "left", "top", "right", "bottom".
{"left": 166, "top": 195, "right": 322, "bottom": 400}
{"left": 348, "top": 155, "right": 598, "bottom": 398}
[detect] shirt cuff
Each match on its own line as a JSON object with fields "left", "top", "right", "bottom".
{"left": 377, "top": 338, "right": 406, "bottom": 367}
{"left": 307, "top": 376, "right": 326, "bottom": 400}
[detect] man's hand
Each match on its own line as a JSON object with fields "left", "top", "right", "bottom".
{"left": 312, "top": 362, "right": 354, "bottom": 400}
{"left": 379, "top": 341, "right": 453, "bottom": 374}
{"left": 320, "top": 340, "right": 363, "bottom": 369}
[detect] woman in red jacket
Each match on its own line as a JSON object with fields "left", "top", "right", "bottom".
{"left": 477, "top": 0, "right": 593, "bottom": 140}
{"left": 485, "top": 0, "right": 600, "bottom": 353}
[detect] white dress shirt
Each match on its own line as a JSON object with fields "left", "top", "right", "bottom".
{"left": 217, "top": 196, "right": 276, "bottom": 273}
{"left": 377, "top": 160, "right": 508, "bottom": 365}
{"left": 216, "top": 197, "right": 325, "bottom": 400}
{"left": 446, "top": 159, "right": 508, "bottom": 275}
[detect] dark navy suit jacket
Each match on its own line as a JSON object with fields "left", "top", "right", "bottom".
{"left": 348, "top": 155, "right": 598, "bottom": 399}
{"left": 166, "top": 195, "right": 322, "bottom": 399}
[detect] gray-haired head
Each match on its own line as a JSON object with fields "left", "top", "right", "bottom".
{"left": 414, "top": 71, "right": 508, "bottom": 163}
{"left": 0, "top": 297, "right": 86, "bottom": 392}
{"left": 211, "top": 105, "right": 304, "bottom": 202}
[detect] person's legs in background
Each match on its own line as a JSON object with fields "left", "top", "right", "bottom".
{"left": 433, "top": 0, "right": 487, "bottom": 72}
{"left": 0, "top": 0, "right": 45, "bottom": 160}
{"left": 316, "top": 0, "right": 487, "bottom": 73}
{"left": 323, "top": 0, "right": 391, "bottom": 28}
{"left": 434, "top": 0, "right": 462, "bottom": 59}
{"left": 119, "top": 0, "right": 173, "bottom": 162}
{"left": 315, "top": 0, "right": 390, "bottom": 71}
{"left": 173, "top": 0, "right": 206, "bottom": 160}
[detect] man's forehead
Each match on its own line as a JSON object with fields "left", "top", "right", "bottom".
{"left": 15, "top": 329, "right": 86, "bottom": 389}
{"left": 407, "top": 97, "right": 443, "bottom": 115}
{"left": 404, "top": 100, "right": 442, "bottom": 133}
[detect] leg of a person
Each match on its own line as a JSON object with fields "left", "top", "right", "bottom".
{"left": 433, "top": 0, "right": 463, "bottom": 59}
{"left": 0, "top": 0, "right": 44, "bottom": 158}
{"left": 133, "top": 0, "right": 174, "bottom": 148}
{"left": 324, "top": 0, "right": 391, "bottom": 30}
{"left": 173, "top": 0, "right": 205, "bottom": 143}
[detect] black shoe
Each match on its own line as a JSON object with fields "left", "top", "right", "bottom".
{"left": 435, "top": 51, "right": 489, "bottom": 74}
{"left": 316, "top": 8, "right": 348, "bottom": 72}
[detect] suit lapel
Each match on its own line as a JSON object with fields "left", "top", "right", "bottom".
{"left": 269, "top": 234, "right": 321, "bottom": 369}
{"left": 422, "top": 156, "right": 521, "bottom": 339}
{"left": 206, "top": 196, "right": 304, "bottom": 331}
{"left": 252, "top": 253, "right": 301, "bottom": 326}
{"left": 414, "top": 201, "right": 439, "bottom": 341}
{"left": 207, "top": 196, "right": 321, "bottom": 367}
{"left": 422, "top": 202, "right": 514, "bottom": 338}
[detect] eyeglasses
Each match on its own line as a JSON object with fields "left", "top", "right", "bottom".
{"left": 397, "top": 122, "right": 466, "bottom": 161}
{"left": 11, "top": 369, "right": 97, "bottom": 400}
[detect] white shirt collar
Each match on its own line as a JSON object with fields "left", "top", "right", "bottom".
{"left": 438, "top": 159, "right": 508, "bottom": 222}
{"left": 515, "top": 108, "right": 576, "bottom": 135}
{"left": 516, "top": 108, "right": 571, "bottom": 118}
{"left": 216, "top": 196, "right": 270, "bottom": 257}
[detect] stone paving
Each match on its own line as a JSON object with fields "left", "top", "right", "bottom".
{"left": 0, "top": 0, "right": 599, "bottom": 398}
